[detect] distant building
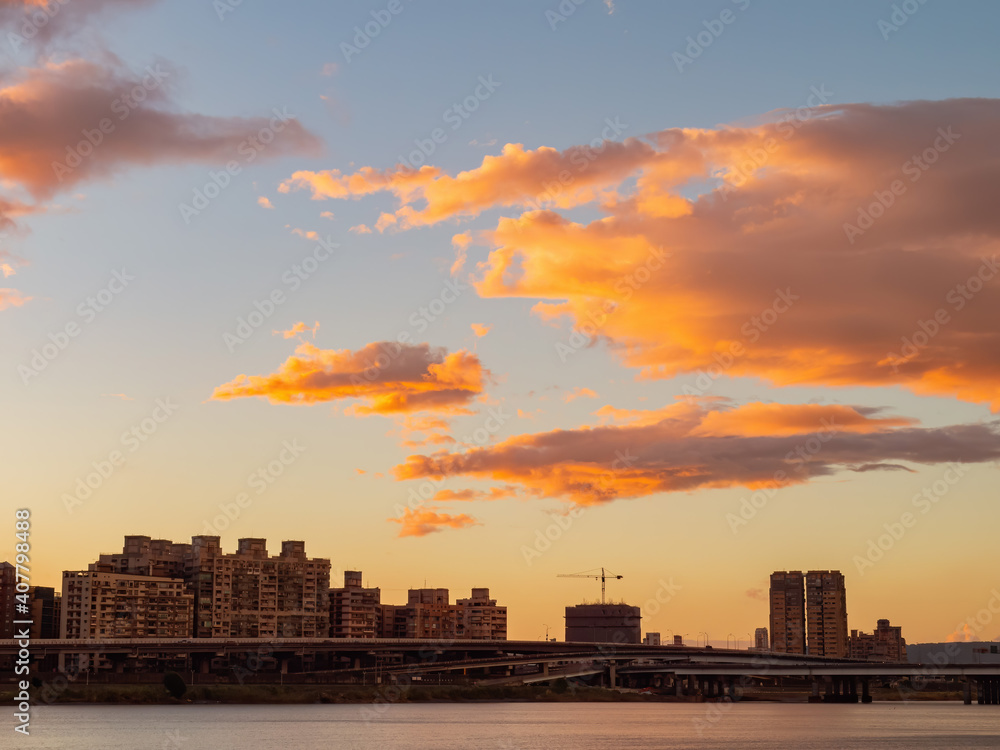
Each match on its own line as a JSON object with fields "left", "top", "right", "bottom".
{"left": 376, "top": 587, "right": 507, "bottom": 640}
{"left": 673, "top": 634, "right": 684, "bottom": 646}
{"left": 83, "top": 535, "right": 331, "bottom": 638}
{"left": 455, "top": 588, "right": 507, "bottom": 640}
{"left": 60, "top": 570, "right": 193, "bottom": 639}
{"left": 850, "top": 619, "right": 907, "bottom": 662}
{"left": 330, "top": 571, "right": 380, "bottom": 638}
{"left": 0, "top": 563, "right": 15, "bottom": 639}
{"left": 28, "top": 586, "right": 61, "bottom": 639}
{"left": 754, "top": 627, "right": 769, "bottom": 650}
{"left": 805, "top": 570, "right": 849, "bottom": 658}
{"left": 565, "top": 603, "right": 641, "bottom": 644}
{"left": 769, "top": 571, "right": 806, "bottom": 654}
{"left": 643, "top": 632, "right": 661, "bottom": 646}
{"left": 187, "top": 537, "right": 330, "bottom": 638}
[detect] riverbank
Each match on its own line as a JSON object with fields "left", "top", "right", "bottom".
{"left": 0, "top": 682, "right": 965, "bottom": 705}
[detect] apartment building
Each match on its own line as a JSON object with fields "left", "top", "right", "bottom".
{"left": 769, "top": 571, "right": 806, "bottom": 654}
{"left": 60, "top": 570, "right": 193, "bottom": 639}
{"left": 805, "top": 570, "right": 849, "bottom": 657}
{"left": 850, "top": 619, "right": 908, "bottom": 662}
{"left": 330, "top": 571, "right": 380, "bottom": 638}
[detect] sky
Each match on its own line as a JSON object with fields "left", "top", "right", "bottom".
{"left": 2, "top": 0, "right": 1000, "bottom": 646}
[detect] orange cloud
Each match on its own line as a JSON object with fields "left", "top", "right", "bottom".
{"left": 211, "top": 341, "right": 490, "bottom": 416}
{"left": 470, "top": 323, "right": 491, "bottom": 338}
{"left": 390, "top": 507, "right": 480, "bottom": 537}
{"left": 275, "top": 321, "right": 319, "bottom": 340}
{"left": 431, "top": 486, "right": 519, "bottom": 502}
{"left": 689, "top": 402, "right": 917, "bottom": 437}
{"left": 257, "top": 196, "right": 274, "bottom": 209}
{"left": 564, "top": 387, "right": 597, "bottom": 402}
{"left": 0, "top": 288, "right": 31, "bottom": 310}
{"left": 286, "top": 99, "right": 1000, "bottom": 409}
{"left": 349, "top": 223, "right": 372, "bottom": 234}
{"left": 279, "top": 139, "right": 653, "bottom": 230}
{"left": 394, "top": 399, "right": 1000, "bottom": 506}
{"left": 946, "top": 624, "right": 979, "bottom": 643}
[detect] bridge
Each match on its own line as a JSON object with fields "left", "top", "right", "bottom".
{"left": 3, "top": 638, "right": 998, "bottom": 704}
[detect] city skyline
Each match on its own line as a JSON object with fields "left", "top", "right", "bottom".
{"left": 3, "top": 0, "right": 1000, "bottom": 651}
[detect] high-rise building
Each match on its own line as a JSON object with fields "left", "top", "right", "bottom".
{"left": 769, "top": 571, "right": 805, "bottom": 654}
{"left": 754, "top": 627, "right": 769, "bottom": 650}
{"left": 187, "top": 537, "right": 330, "bottom": 638}
{"left": 806, "top": 570, "right": 848, "bottom": 657}
{"left": 850, "top": 619, "right": 907, "bottom": 662}
{"left": 643, "top": 632, "right": 661, "bottom": 646}
{"left": 455, "top": 588, "right": 507, "bottom": 640}
{"left": 28, "top": 586, "right": 61, "bottom": 639}
{"left": 330, "top": 571, "right": 380, "bottom": 638}
{"left": 60, "top": 570, "right": 193, "bottom": 639}
{"left": 375, "top": 587, "right": 507, "bottom": 640}
{"left": 565, "top": 603, "right": 641, "bottom": 644}
{"left": 0, "top": 562, "right": 15, "bottom": 639}
{"left": 83, "top": 535, "right": 331, "bottom": 639}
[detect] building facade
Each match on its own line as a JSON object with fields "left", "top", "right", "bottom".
{"left": 28, "top": 586, "right": 61, "bottom": 639}
{"left": 850, "top": 619, "right": 907, "bottom": 662}
{"left": 455, "top": 588, "right": 507, "bottom": 640}
{"left": 60, "top": 570, "right": 193, "bottom": 639}
{"left": 805, "top": 570, "right": 848, "bottom": 657}
{"left": 754, "top": 627, "right": 769, "bottom": 650}
{"left": 769, "top": 571, "right": 806, "bottom": 654}
{"left": 565, "top": 603, "right": 641, "bottom": 644}
{"left": 187, "top": 537, "right": 330, "bottom": 638}
{"left": 330, "top": 571, "right": 380, "bottom": 638}
{"left": 375, "top": 587, "right": 507, "bottom": 640}
{"left": 643, "top": 632, "right": 661, "bottom": 646}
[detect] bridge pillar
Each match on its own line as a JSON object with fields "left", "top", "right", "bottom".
{"left": 675, "top": 677, "right": 683, "bottom": 697}
{"left": 964, "top": 679, "right": 972, "bottom": 705}
{"left": 810, "top": 680, "right": 820, "bottom": 702}
{"left": 542, "top": 662, "right": 549, "bottom": 677}
{"left": 609, "top": 663, "right": 616, "bottom": 688}
{"left": 862, "top": 678, "right": 872, "bottom": 704}
{"left": 848, "top": 677, "right": 858, "bottom": 703}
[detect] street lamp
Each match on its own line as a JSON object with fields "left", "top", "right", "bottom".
{"left": 727, "top": 633, "right": 736, "bottom": 649}
{"left": 699, "top": 631, "right": 709, "bottom": 648}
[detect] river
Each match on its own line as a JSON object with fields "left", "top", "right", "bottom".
{"left": 17, "top": 701, "right": 1000, "bottom": 749}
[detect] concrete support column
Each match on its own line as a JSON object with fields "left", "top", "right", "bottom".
{"left": 675, "top": 676, "right": 683, "bottom": 697}
{"left": 978, "top": 679, "right": 985, "bottom": 705}
{"left": 608, "top": 663, "right": 616, "bottom": 688}
{"left": 542, "top": 662, "right": 549, "bottom": 676}
{"left": 280, "top": 658, "right": 289, "bottom": 675}
{"left": 848, "top": 677, "right": 858, "bottom": 703}
{"left": 824, "top": 677, "right": 833, "bottom": 702}
{"left": 964, "top": 679, "right": 972, "bottom": 705}
{"left": 862, "top": 678, "right": 872, "bottom": 704}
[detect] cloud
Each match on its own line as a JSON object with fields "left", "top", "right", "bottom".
{"left": 257, "top": 196, "right": 274, "bottom": 209}
{"left": 103, "top": 392, "right": 134, "bottom": 401}
{"left": 321, "top": 62, "right": 339, "bottom": 77}
{"left": 211, "top": 340, "right": 490, "bottom": 416}
{"left": 564, "top": 387, "right": 598, "bottom": 402}
{"left": 746, "top": 588, "right": 767, "bottom": 601}
{"left": 278, "top": 139, "right": 653, "bottom": 230}
{"left": 431, "top": 486, "right": 519, "bottom": 502}
{"left": 946, "top": 624, "right": 980, "bottom": 642}
{"left": 282, "top": 99, "right": 1000, "bottom": 409}
{"left": 0, "top": 58, "right": 322, "bottom": 200}
{"left": 0, "top": 0, "right": 155, "bottom": 51}
{"left": 389, "top": 507, "right": 480, "bottom": 537}
{"left": 320, "top": 211, "right": 335, "bottom": 220}
{"left": 349, "top": 223, "right": 372, "bottom": 234}
{"left": 470, "top": 323, "right": 491, "bottom": 338}
{"left": 275, "top": 321, "right": 319, "bottom": 339}
{"left": 393, "top": 399, "right": 1000, "bottom": 506}
{"left": 0, "top": 288, "right": 32, "bottom": 310}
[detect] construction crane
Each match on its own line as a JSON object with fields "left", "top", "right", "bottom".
{"left": 557, "top": 567, "right": 623, "bottom": 604}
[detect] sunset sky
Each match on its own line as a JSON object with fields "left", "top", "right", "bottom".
{"left": 3, "top": 0, "right": 1000, "bottom": 645}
